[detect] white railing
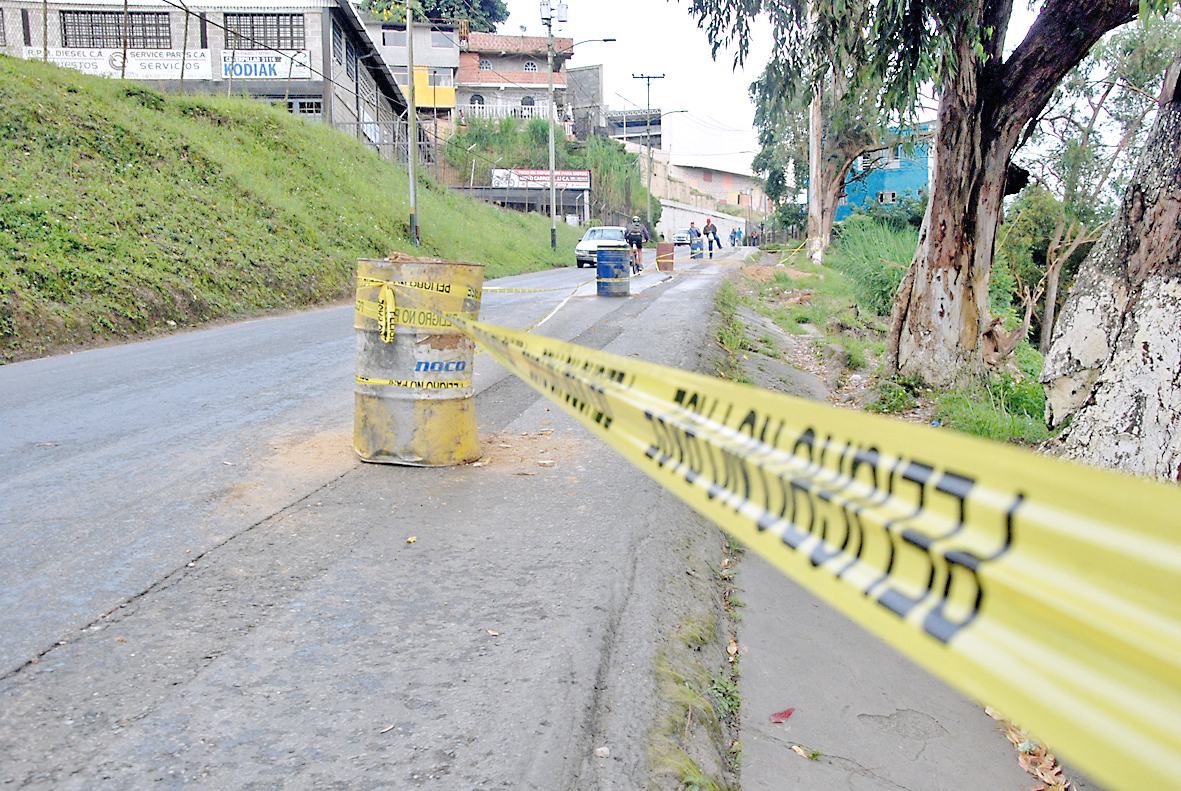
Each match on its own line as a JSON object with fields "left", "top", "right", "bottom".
{"left": 459, "top": 103, "right": 550, "bottom": 120}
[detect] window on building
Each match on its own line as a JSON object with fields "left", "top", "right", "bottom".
{"left": 702, "top": 171, "right": 713, "bottom": 183}
{"left": 427, "top": 69, "right": 452, "bottom": 87}
{"left": 359, "top": 70, "right": 377, "bottom": 106}
{"left": 287, "top": 99, "right": 322, "bottom": 118}
{"left": 521, "top": 96, "right": 534, "bottom": 107}
{"left": 470, "top": 94, "right": 484, "bottom": 106}
{"left": 382, "top": 27, "right": 406, "bottom": 47}
{"left": 877, "top": 191, "right": 897, "bottom": 204}
{"left": 478, "top": 58, "right": 491, "bottom": 70}
{"left": 61, "top": 11, "right": 171, "bottom": 48}
{"left": 392, "top": 67, "right": 409, "bottom": 86}
{"left": 224, "top": 13, "right": 304, "bottom": 50}
{"left": 345, "top": 39, "right": 356, "bottom": 79}
{"left": 0, "top": 12, "right": 7, "bottom": 46}
{"left": 838, "top": 192, "right": 848, "bottom": 207}
{"left": 332, "top": 22, "right": 344, "bottom": 63}
{"left": 430, "top": 30, "right": 451, "bottom": 48}
{"left": 523, "top": 61, "right": 538, "bottom": 72}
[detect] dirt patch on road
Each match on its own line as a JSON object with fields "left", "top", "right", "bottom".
{"left": 219, "top": 431, "right": 356, "bottom": 518}
{"left": 475, "top": 430, "right": 588, "bottom": 475}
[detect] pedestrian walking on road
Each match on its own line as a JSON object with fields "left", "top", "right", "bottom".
{"left": 703, "top": 219, "right": 722, "bottom": 258}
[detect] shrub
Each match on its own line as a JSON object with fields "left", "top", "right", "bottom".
{"left": 826, "top": 214, "right": 915, "bottom": 316}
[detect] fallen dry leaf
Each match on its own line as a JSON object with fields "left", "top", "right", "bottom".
{"left": 538, "top": 460, "right": 555, "bottom": 467}
{"left": 790, "top": 744, "right": 808, "bottom": 758}
{"left": 380, "top": 725, "right": 396, "bottom": 734}
{"left": 771, "top": 708, "right": 795, "bottom": 723}
{"left": 727, "top": 639, "right": 739, "bottom": 657}
{"left": 486, "top": 629, "right": 499, "bottom": 637}
{"left": 406, "top": 536, "right": 417, "bottom": 544}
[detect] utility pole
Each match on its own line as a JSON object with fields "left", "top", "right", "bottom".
{"left": 632, "top": 74, "right": 663, "bottom": 227}
{"left": 541, "top": 2, "right": 568, "bottom": 250}
{"left": 407, "top": 0, "right": 419, "bottom": 246}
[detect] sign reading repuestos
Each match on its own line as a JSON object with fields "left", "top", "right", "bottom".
{"left": 23, "top": 47, "right": 212, "bottom": 79}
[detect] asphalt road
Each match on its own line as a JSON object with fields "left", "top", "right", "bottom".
{"left": 0, "top": 250, "right": 682, "bottom": 675}
{"left": 1, "top": 244, "right": 1034, "bottom": 790}
{"left": 0, "top": 247, "right": 733, "bottom": 789}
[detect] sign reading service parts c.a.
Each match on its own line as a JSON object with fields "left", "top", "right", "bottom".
{"left": 446, "top": 314, "right": 1181, "bottom": 791}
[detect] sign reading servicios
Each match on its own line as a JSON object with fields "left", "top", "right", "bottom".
{"left": 23, "top": 47, "right": 211, "bottom": 79}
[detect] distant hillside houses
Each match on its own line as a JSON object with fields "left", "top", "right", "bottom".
{"left": 835, "top": 123, "right": 935, "bottom": 219}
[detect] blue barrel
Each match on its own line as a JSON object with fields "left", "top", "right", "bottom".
{"left": 690, "top": 239, "right": 704, "bottom": 259}
{"left": 596, "top": 244, "right": 630, "bottom": 297}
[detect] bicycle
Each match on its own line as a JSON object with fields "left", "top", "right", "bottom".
{"left": 629, "top": 242, "right": 643, "bottom": 275}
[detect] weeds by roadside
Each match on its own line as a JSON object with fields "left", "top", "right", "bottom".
{"left": 727, "top": 224, "right": 1060, "bottom": 448}
{"left": 714, "top": 281, "right": 753, "bottom": 384}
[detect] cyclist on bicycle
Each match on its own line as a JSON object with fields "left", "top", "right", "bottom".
{"left": 625, "top": 216, "right": 648, "bottom": 273}
{"left": 625, "top": 216, "right": 649, "bottom": 275}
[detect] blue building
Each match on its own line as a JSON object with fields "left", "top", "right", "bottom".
{"left": 834, "top": 124, "right": 934, "bottom": 220}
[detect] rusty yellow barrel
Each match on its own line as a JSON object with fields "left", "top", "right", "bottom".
{"left": 353, "top": 254, "right": 484, "bottom": 466}
{"left": 656, "top": 241, "right": 674, "bottom": 271}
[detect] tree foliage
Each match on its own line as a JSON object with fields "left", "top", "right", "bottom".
{"left": 691, "top": 0, "right": 1172, "bottom": 387}
{"left": 362, "top": 0, "right": 508, "bottom": 31}
{"left": 448, "top": 118, "right": 661, "bottom": 225}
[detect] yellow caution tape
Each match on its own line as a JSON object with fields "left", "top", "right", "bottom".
{"left": 484, "top": 285, "right": 574, "bottom": 294}
{"left": 446, "top": 314, "right": 1181, "bottom": 791}
{"left": 358, "top": 275, "right": 480, "bottom": 301}
{"left": 596, "top": 277, "right": 632, "bottom": 283}
{"left": 355, "top": 376, "right": 471, "bottom": 389}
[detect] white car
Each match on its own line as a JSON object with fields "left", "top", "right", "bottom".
{"left": 673, "top": 229, "right": 691, "bottom": 246}
{"left": 575, "top": 226, "right": 628, "bottom": 267}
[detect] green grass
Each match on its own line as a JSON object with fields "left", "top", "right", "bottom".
{"left": 866, "top": 376, "right": 921, "bottom": 414}
{"left": 933, "top": 344, "right": 1052, "bottom": 445}
{"left": 826, "top": 214, "right": 915, "bottom": 315}
{"left": 714, "top": 280, "right": 752, "bottom": 384}
{"left": 0, "top": 56, "right": 582, "bottom": 361}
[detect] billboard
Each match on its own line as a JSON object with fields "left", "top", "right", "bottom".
{"left": 221, "top": 50, "right": 311, "bottom": 80}
{"left": 491, "top": 169, "right": 592, "bottom": 190}
{"left": 24, "top": 47, "right": 212, "bottom": 80}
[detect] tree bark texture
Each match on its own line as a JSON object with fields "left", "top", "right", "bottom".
{"left": 807, "top": 78, "right": 871, "bottom": 267}
{"left": 1038, "top": 258, "right": 1062, "bottom": 354}
{"left": 1042, "top": 53, "right": 1181, "bottom": 481}
{"left": 807, "top": 87, "right": 826, "bottom": 265}
{"left": 887, "top": 0, "right": 1136, "bottom": 387}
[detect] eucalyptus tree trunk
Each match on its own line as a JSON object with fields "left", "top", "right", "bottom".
{"left": 806, "top": 76, "right": 865, "bottom": 267}
{"left": 1042, "top": 52, "right": 1181, "bottom": 481}
{"left": 887, "top": 0, "right": 1136, "bottom": 387}
{"left": 806, "top": 87, "right": 827, "bottom": 265}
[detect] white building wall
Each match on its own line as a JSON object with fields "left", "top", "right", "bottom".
{"left": 656, "top": 199, "right": 746, "bottom": 248}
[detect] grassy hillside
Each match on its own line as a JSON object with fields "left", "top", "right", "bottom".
{"left": 0, "top": 56, "right": 582, "bottom": 362}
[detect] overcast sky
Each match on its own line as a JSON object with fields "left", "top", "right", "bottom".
{"left": 493, "top": 1, "right": 1041, "bottom": 176}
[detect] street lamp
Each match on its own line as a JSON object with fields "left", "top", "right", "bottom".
{"left": 632, "top": 74, "right": 664, "bottom": 227}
